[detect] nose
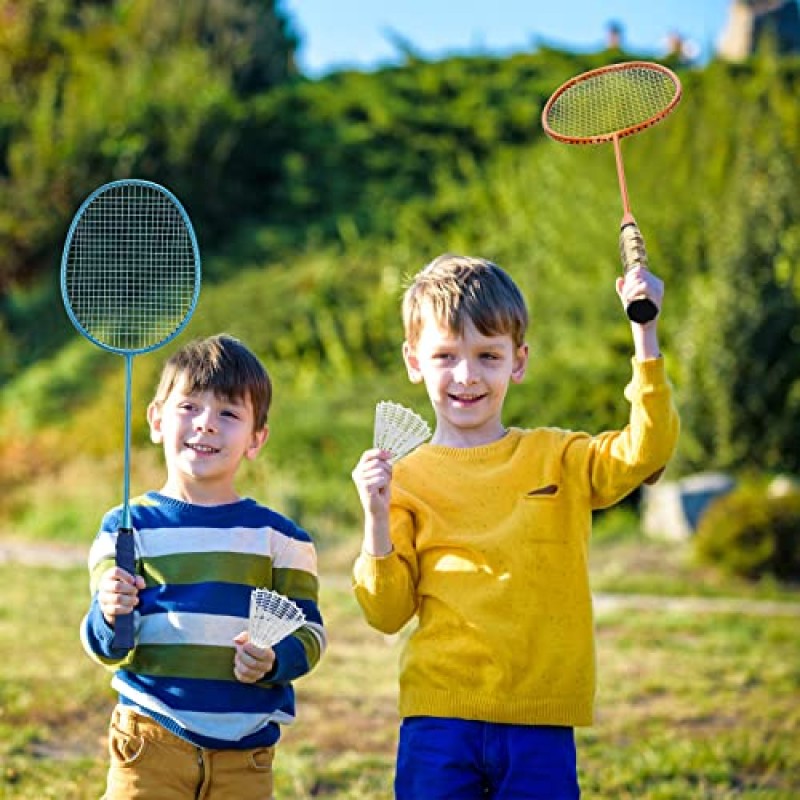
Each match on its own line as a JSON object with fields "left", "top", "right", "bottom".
{"left": 452, "top": 357, "right": 478, "bottom": 385}
{"left": 194, "top": 408, "right": 217, "bottom": 432}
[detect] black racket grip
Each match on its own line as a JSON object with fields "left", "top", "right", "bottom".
{"left": 113, "top": 527, "right": 136, "bottom": 650}
{"left": 626, "top": 298, "right": 659, "bottom": 324}
{"left": 619, "top": 222, "right": 659, "bottom": 324}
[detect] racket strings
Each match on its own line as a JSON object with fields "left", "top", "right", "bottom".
{"left": 63, "top": 184, "right": 198, "bottom": 352}
{"left": 544, "top": 65, "right": 679, "bottom": 141}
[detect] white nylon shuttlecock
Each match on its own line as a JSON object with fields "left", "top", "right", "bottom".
{"left": 248, "top": 588, "right": 306, "bottom": 648}
{"left": 374, "top": 401, "right": 432, "bottom": 463}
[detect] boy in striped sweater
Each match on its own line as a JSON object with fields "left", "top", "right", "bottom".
{"left": 351, "top": 254, "right": 679, "bottom": 798}
{"left": 81, "top": 333, "right": 325, "bottom": 799}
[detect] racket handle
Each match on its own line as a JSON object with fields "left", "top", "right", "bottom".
{"left": 619, "top": 222, "right": 659, "bottom": 324}
{"left": 113, "top": 527, "right": 136, "bottom": 650}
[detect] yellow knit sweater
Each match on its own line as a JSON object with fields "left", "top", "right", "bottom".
{"left": 353, "top": 358, "right": 679, "bottom": 726}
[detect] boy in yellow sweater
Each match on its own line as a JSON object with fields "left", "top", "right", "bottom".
{"left": 351, "top": 253, "right": 679, "bottom": 799}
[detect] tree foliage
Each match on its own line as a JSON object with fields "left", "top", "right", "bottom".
{"left": 1, "top": 37, "right": 800, "bottom": 541}
{"left": 0, "top": 0, "right": 298, "bottom": 292}
{"left": 676, "top": 55, "right": 800, "bottom": 474}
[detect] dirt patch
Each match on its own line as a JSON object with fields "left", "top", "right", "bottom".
{"left": 21, "top": 701, "right": 109, "bottom": 761}
{"left": 0, "top": 539, "right": 85, "bottom": 567}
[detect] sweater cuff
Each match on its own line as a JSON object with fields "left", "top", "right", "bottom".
{"left": 353, "top": 549, "right": 397, "bottom": 589}
{"left": 627, "top": 355, "right": 667, "bottom": 394}
{"left": 266, "top": 635, "right": 309, "bottom": 684}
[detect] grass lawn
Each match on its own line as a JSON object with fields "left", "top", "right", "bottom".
{"left": 1, "top": 536, "right": 798, "bottom": 798}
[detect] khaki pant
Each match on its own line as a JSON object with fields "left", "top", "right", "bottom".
{"left": 103, "top": 706, "right": 275, "bottom": 800}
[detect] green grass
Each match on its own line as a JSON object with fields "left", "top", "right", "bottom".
{"left": 1, "top": 540, "right": 799, "bottom": 798}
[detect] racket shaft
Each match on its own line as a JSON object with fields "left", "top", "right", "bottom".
{"left": 613, "top": 136, "right": 632, "bottom": 217}
{"left": 619, "top": 222, "right": 658, "bottom": 323}
{"left": 113, "top": 527, "right": 136, "bottom": 649}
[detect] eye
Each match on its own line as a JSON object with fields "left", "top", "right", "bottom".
{"left": 221, "top": 408, "right": 242, "bottom": 420}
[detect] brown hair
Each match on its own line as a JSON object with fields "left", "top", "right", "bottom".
{"left": 152, "top": 334, "right": 272, "bottom": 430}
{"left": 402, "top": 254, "right": 529, "bottom": 347}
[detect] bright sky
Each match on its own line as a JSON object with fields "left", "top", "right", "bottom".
{"left": 285, "top": 0, "right": 734, "bottom": 76}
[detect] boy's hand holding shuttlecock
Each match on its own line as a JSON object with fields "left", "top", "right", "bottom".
{"left": 373, "top": 401, "right": 431, "bottom": 464}
{"left": 233, "top": 630, "right": 275, "bottom": 684}
{"left": 234, "top": 588, "right": 307, "bottom": 683}
{"left": 351, "top": 402, "right": 432, "bottom": 555}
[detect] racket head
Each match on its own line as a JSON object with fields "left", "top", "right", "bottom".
{"left": 60, "top": 179, "right": 201, "bottom": 356}
{"left": 541, "top": 61, "right": 682, "bottom": 146}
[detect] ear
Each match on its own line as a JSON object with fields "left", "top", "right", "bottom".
{"left": 510, "top": 343, "right": 529, "bottom": 384}
{"left": 245, "top": 425, "right": 269, "bottom": 461}
{"left": 147, "top": 402, "right": 164, "bottom": 444}
{"left": 402, "top": 341, "right": 424, "bottom": 384}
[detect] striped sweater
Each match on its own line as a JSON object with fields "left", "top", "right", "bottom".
{"left": 80, "top": 492, "right": 326, "bottom": 749}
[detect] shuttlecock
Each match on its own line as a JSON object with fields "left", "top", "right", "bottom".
{"left": 248, "top": 588, "right": 306, "bottom": 648}
{"left": 374, "top": 401, "right": 432, "bottom": 463}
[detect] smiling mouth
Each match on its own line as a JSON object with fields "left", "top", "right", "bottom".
{"left": 449, "top": 393, "right": 485, "bottom": 404}
{"left": 186, "top": 442, "right": 220, "bottom": 455}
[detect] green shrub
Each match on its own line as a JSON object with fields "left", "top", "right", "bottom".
{"left": 694, "top": 484, "right": 800, "bottom": 580}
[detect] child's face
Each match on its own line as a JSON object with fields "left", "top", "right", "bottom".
{"left": 403, "top": 311, "right": 528, "bottom": 447}
{"left": 147, "top": 378, "right": 268, "bottom": 504}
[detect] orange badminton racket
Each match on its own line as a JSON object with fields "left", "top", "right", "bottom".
{"left": 542, "top": 61, "right": 682, "bottom": 323}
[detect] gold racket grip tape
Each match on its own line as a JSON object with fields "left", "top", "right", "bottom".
{"left": 619, "top": 222, "right": 649, "bottom": 273}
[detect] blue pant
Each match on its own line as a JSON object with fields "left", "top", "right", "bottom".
{"left": 394, "top": 717, "right": 580, "bottom": 799}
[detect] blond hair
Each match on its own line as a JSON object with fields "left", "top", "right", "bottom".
{"left": 402, "top": 254, "right": 528, "bottom": 347}
{"left": 152, "top": 334, "right": 272, "bottom": 430}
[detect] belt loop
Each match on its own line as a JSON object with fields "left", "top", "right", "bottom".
{"left": 115, "top": 704, "right": 137, "bottom": 735}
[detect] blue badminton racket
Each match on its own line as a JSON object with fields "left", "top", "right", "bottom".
{"left": 61, "top": 179, "right": 201, "bottom": 649}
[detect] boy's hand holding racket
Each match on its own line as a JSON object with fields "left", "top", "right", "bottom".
{"left": 97, "top": 566, "right": 146, "bottom": 629}
{"left": 616, "top": 265, "right": 664, "bottom": 326}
